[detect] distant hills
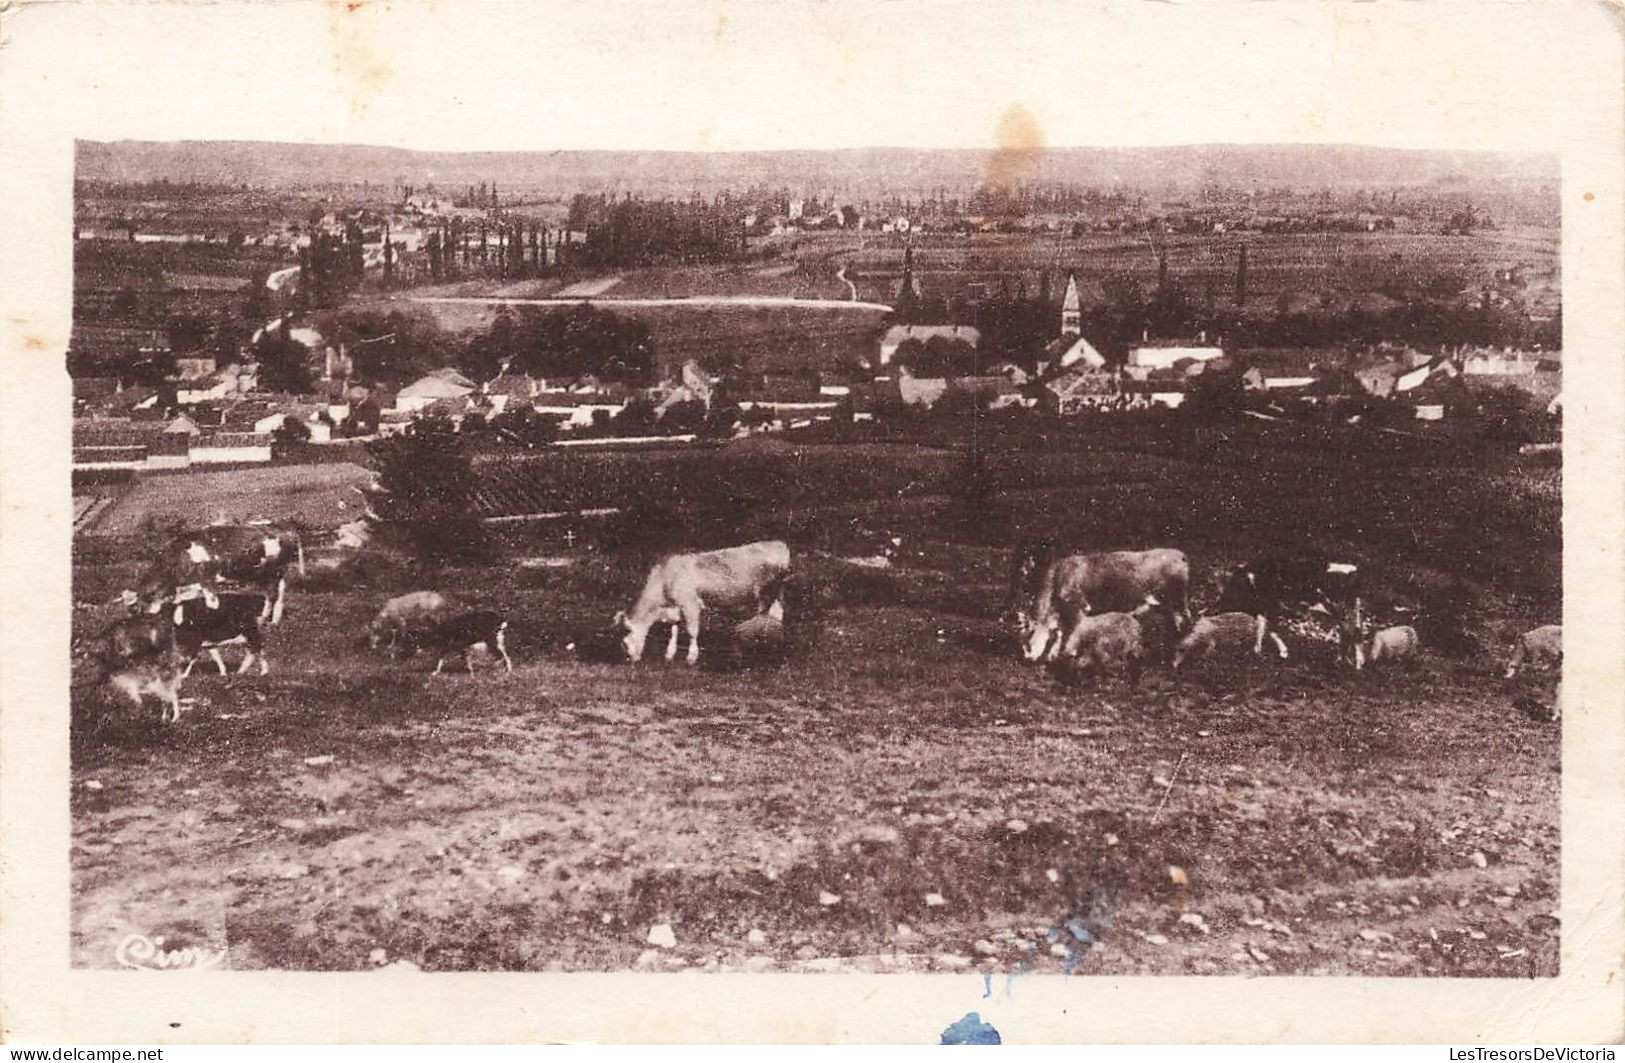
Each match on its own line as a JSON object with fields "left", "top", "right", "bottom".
{"left": 77, "top": 140, "right": 1557, "bottom": 199}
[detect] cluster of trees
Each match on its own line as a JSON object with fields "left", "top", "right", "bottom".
{"left": 367, "top": 414, "right": 488, "bottom": 562}
{"left": 323, "top": 307, "right": 449, "bottom": 389}
{"left": 459, "top": 304, "right": 656, "bottom": 386}
{"left": 425, "top": 216, "right": 552, "bottom": 282}
{"left": 296, "top": 220, "right": 366, "bottom": 308}
{"left": 565, "top": 193, "right": 745, "bottom": 268}
{"left": 313, "top": 303, "right": 660, "bottom": 392}
{"left": 251, "top": 320, "right": 316, "bottom": 394}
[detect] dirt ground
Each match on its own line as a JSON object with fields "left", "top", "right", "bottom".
{"left": 70, "top": 536, "right": 1560, "bottom": 976}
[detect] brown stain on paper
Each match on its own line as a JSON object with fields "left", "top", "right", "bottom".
{"left": 984, "top": 103, "right": 1046, "bottom": 193}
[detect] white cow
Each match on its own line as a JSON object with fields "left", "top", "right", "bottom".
{"left": 615, "top": 540, "right": 792, "bottom": 664}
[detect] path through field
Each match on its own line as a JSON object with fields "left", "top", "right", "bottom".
{"left": 555, "top": 275, "right": 624, "bottom": 297}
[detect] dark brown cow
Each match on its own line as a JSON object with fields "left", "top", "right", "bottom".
{"left": 1211, "top": 554, "right": 1363, "bottom": 662}
{"left": 133, "top": 524, "right": 306, "bottom": 624}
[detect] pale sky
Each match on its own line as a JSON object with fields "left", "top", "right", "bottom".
{"left": 3, "top": 0, "right": 1612, "bottom": 154}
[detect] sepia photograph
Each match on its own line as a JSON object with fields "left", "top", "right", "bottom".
{"left": 66, "top": 136, "right": 1564, "bottom": 978}
{"left": 3, "top": 0, "right": 1622, "bottom": 1045}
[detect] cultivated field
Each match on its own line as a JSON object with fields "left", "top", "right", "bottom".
{"left": 70, "top": 420, "right": 1561, "bottom": 976}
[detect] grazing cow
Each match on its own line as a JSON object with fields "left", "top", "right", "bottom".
{"left": 93, "top": 614, "right": 185, "bottom": 722}
{"left": 105, "top": 661, "right": 186, "bottom": 723}
{"left": 615, "top": 540, "right": 792, "bottom": 664}
{"left": 1212, "top": 554, "right": 1363, "bottom": 660}
{"left": 1055, "top": 611, "right": 1145, "bottom": 683}
{"left": 1171, "top": 612, "right": 1259, "bottom": 670}
{"left": 173, "top": 592, "right": 271, "bottom": 677}
{"left": 133, "top": 524, "right": 306, "bottom": 624}
{"left": 1505, "top": 624, "right": 1561, "bottom": 679}
{"left": 1367, "top": 624, "right": 1421, "bottom": 666}
{"left": 412, "top": 611, "right": 513, "bottom": 675}
{"left": 366, "top": 591, "right": 453, "bottom": 652}
{"left": 1016, "top": 548, "right": 1191, "bottom": 663}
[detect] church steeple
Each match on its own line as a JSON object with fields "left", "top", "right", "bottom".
{"left": 1061, "top": 272, "right": 1082, "bottom": 336}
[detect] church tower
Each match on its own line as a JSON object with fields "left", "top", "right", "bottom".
{"left": 1061, "top": 272, "right": 1082, "bottom": 336}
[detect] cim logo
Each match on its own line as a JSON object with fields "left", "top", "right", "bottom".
{"left": 114, "top": 933, "right": 227, "bottom": 971}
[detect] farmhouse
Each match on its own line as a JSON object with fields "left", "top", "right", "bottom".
{"left": 1353, "top": 356, "right": 1404, "bottom": 398}
{"left": 397, "top": 372, "right": 476, "bottom": 414}
{"left": 190, "top": 431, "right": 274, "bottom": 465}
{"left": 254, "top": 404, "right": 334, "bottom": 443}
{"left": 85, "top": 385, "right": 161, "bottom": 418}
{"left": 164, "top": 412, "right": 201, "bottom": 436}
{"left": 1242, "top": 366, "right": 1321, "bottom": 392}
{"left": 1462, "top": 348, "right": 1541, "bottom": 377}
{"left": 172, "top": 352, "right": 218, "bottom": 381}
{"left": 177, "top": 365, "right": 256, "bottom": 405}
{"left": 146, "top": 432, "right": 193, "bottom": 470}
{"left": 1039, "top": 334, "right": 1107, "bottom": 374}
{"left": 482, "top": 371, "right": 542, "bottom": 414}
{"left": 950, "top": 376, "right": 1026, "bottom": 410}
{"left": 532, "top": 389, "right": 628, "bottom": 429}
{"left": 72, "top": 422, "right": 163, "bottom": 471}
{"left": 1120, "top": 378, "right": 1189, "bottom": 409}
{"left": 1042, "top": 364, "right": 1121, "bottom": 415}
{"left": 877, "top": 325, "right": 982, "bottom": 367}
{"left": 1129, "top": 343, "right": 1225, "bottom": 371}
{"left": 893, "top": 375, "right": 950, "bottom": 409}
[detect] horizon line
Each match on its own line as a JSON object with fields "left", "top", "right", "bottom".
{"left": 75, "top": 137, "right": 1559, "bottom": 160}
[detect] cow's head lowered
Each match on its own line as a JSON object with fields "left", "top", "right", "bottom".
{"left": 613, "top": 606, "right": 681, "bottom": 662}
{"left": 1020, "top": 611, "right": 1068, "bottom": 663}
{"left": 1004, "top": 540, "right": 1058, "bottom": 644}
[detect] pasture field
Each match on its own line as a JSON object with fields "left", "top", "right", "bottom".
{"left": 69, "top": 420, "right": 1561, "bottom": 975}
{"left": 83, "top": 462, "right": 375, "bottom": 537}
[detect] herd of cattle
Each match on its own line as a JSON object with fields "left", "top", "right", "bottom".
{"left": 78, "top": 524, "right": 1564, "bottom": 726}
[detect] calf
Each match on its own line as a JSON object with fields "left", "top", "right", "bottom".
{"left": 173, "top": 592, "right": 271, "bottom": 678}
{"left": 366, "top": 591, "right": 453, "bottom": 652}
{"left": 1366, "top": 624, "right": 1420, "bottom": 666}
{"left": 1171, "top": 612, "right": 1258, "bottom": 670}
{"left": 105, "top": 661, "right": 187, "bottom": 724}
{"left": 93, "top": 614, "right": 185, "bottom": 723}
{"left": 1055, "top": 611, "right": 1145, "bottom": 683}
{"left": 1505, "top": 624, "right": 1561, "bottom": 679}
{"left": 415, "top": 611, "right": 513, "bottom": 675}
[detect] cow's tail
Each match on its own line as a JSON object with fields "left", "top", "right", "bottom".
{"left": 296, "top": 534, "right": 306, "bottom": 577}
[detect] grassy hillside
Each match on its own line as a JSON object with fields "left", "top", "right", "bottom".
{"left": 69, "top": 417, "right": 1561, "bottom": 975}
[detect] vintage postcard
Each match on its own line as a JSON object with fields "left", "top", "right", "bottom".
{"left": 1, "top": 0, "right": 1621, "bottom": 1045}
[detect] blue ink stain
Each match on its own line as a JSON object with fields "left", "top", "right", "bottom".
{"left": 982, "top": 972, "right": 992, "bottom": 999}
{"left": 941, "top": 1012, "right": 1002, "bottom": 1045}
